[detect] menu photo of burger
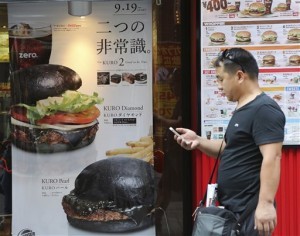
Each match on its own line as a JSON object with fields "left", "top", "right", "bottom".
{"left": 222, "top": 5, "right": 239, "bottom": 13}
{"left": 287, "top": 28, "right": 300, "bottom": 43}
{"left": 209, "top": 32, "right": 226, "bottom": 45}
{"left": 235, "top": 31, "right": 252, "bottom": 45}
{"left": 288, "top": 55, "right": 300, "bottom": 66}
{"left": 260, "top": 30, "right": 278, "bottom": 44}
{"left": 273, "top": 3, "right": 289, "bottom": 12}
{"left": 261, "top": 54, "right": 276, "bottom": 67}
{"left": 239, "top": 2, "right": 266, "bottom": 17}
{"left": 239, "top": 2, "right": 278, "bottom": 17}
{"left": 10, "top": 64, "right": 104, "bottom": 153}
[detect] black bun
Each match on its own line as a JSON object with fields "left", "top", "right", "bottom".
{"left": 74, "top": 157, "right": 154, "bottom": 207}
{"left": 67, "top": 215, "right": 153, "bottom": 233}
{"left": 11, "top": 123, "right": 98, "bottom": 153}
{"left": 10, "top": 64, "right": 82, "bottom": 105}
{"left": 62, "top": 157, "right": 155, "bottom": 232}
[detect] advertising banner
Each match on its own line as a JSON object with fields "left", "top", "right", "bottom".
{"left": 8, "top": 1, "right": 154, "bottom": 235}
{"left": 199, "top": 0, "right": 300, "bottom": 145}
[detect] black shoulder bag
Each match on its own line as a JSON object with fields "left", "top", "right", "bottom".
{"left": 192, "top": 141, "right": 259, "bottom": 236}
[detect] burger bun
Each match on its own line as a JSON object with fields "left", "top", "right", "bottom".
{"left": 67, "top": 216, "right": 153, "bottom": 233}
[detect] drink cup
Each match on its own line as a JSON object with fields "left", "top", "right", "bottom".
{"left": 264, "top": 0, "right": 273, "bottom": 14}
{"left": 235, "top": 1, "right": 241, "bottom": 11}
{"left": 286, "top": 0, "right": 291, "bottom": 10}
{"left": 206, "top": 131, "right": 212, "bottom": 140}
{"left": 9, "top": 22, "right": 52, "bottom": 71}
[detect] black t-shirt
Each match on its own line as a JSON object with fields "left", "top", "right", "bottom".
{"left": 217, "top": 93, "right": 285, "bottom": 213}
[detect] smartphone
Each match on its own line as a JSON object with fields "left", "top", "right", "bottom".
{"left": 169, "top": 127, "right": 191, "bottom": 145}
{"left": 169, "top": 127, "right": 181, "bottom": 137}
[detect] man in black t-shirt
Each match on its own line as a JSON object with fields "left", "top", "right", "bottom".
{"left": 174, "top": 48, "right": 285, "bottom": 236}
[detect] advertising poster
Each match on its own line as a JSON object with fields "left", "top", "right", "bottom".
{"left": 199, "top": 0, "right": 300, "bottom": 145}
{"left": 8, "top": 1, "right": 154, "bottom": 235}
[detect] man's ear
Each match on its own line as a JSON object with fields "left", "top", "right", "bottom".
{"left": 237, "top": 71, "right": 245, "bottom": 83}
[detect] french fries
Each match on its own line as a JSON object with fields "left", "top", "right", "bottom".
{"left": 126, "top": 141, "right": 150, "bottom": 147}
{"left": 105, "top": 136, "right": 154, "bottom": 163}
{"left": 105, "top": 147, "right": 144, "bottom": 156}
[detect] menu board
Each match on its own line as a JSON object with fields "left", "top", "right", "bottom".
{"left": 199, "top": 0, "right": 300, "bottom": 145}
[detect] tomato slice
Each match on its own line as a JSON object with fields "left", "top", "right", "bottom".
{"left": 11, "top": 106, "right": 100, "bottom": 125}
{"left": 37, "top": 106, "right": 100, "bottom": 125}
{"left": 11, "top": 106, "right": 29, "bottom": 123}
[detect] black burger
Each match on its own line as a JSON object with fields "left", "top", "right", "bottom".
{"left": 62, "top": 157, "right": 155, "bottom": 232}
{"left": 10, "top": 64, "right": 103, "bottom": 153}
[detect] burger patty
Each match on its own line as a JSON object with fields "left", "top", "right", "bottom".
{"left": 236, "top": 37, "right": 250, "bottom": 42}
{"left": 12, "top": 124, "right": 98, "bottom": 145}
{"left": 63, "top": 203, "right": 129, "bottom": 222}
{"left": 288, "top": 35, "right": 300, "bottom": 41}
{"left": 62, "top": 192, "right": 129, "bottom": 221}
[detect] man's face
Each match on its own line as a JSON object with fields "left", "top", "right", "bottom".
{"left": 215, "top": 63, "right": 239, "bottom": 102}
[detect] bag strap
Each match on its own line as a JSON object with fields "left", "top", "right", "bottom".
{"left": 199, "top": 139, "right": 224, "bottom": 206}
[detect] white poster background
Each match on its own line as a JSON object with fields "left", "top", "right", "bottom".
{"left": 8, "top": 1, "right": 154, "bottom": 235}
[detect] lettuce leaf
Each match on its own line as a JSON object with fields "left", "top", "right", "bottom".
{"left": 19, "top": 90, "right": 104, "bottom": 123}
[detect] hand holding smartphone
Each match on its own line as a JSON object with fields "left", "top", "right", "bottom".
{"left": 169, "top": 127, "right": 191, "bottom": 145}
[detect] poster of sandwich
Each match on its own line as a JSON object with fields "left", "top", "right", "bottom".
{"left": 8, "top": 1, "right": 155, "bottom": 235}
{"left": 199, "top": 0, "right": 300, "bottom": 145}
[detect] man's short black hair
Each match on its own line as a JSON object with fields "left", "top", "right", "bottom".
{"left": 214, "top": 48, "right": 259, "bottom": 80}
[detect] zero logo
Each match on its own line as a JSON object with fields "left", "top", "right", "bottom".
{"left": 19, "top": 52, "right": 38, "bottom": 59}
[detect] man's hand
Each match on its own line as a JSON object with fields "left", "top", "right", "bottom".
{"left": 174, "top": 128, "right": 199, "bottom": 150}
{"left": 173, "top": 128, "right": 225, "bottom": 158}
{"left": 255, "top": 202, "right": 277, "bottom": 236}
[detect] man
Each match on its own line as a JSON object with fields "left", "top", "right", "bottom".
{"left": 174, "top": 48, "right": 285, "bottom": 236}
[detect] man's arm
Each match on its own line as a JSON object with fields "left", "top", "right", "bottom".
{"left": 255, "top": 142, "right": 283, "bottom": 236}
{"left": 195, "top": 136, "right": 225, "bottom": 158}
